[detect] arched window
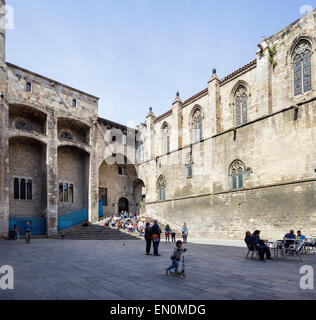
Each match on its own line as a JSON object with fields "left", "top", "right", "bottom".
{"left": 59, "top": 131, "right": 73, "bottom": 141}
{"left": 59, "top": 183, "right": 63, "bottom": 202}
{"left": 26, "top": 82, "right": 32, "bottom": 92}
{"left": 230, "top": 160, "right": 245, "bottom": 191}
{"left": 20, "top": 178, "right": 26, "bottom": 200}
{"left": 192, "top": 108, "right": 203, "bottom": 143}
{"left": 15, "top": 120, "right": 30, "bottom": 131}
{"left": 234, "top": 85, "right": 248, "bottom": 126}
{"left": 157, "top": 176, "right": 166, "bottom": 201}
{"left": 161, "top": 124, "right": 170, "bottom": 154}
{"left": 293, "top": 40, "right": 312, "bottom": 96}
{"left": 14, "top": 178, "right": 19, "bottom": 200}
{"left": 27, "top": 180, "right": 32, "bottom": 201}
{"left": 72, "top": 99, "right": 77, "bottom": 108}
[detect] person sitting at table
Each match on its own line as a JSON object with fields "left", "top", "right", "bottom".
{"left": 284, "top": 229, "right": 296, "bottom": 248}
{"left": 251, "top": 230, "right": 273, "bottom": 262}
{"left": 296, "top": 230, "right": 306, "bottom": 240}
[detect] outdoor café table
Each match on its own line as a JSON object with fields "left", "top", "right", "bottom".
{"left": 267, "top": 240, "right": 286, "bottom": 260}
{"left": 266, "top": 241, "right": 279, "bottom": 259}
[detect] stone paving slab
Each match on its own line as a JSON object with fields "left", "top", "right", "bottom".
{"left": 0, "top": 239, "right": 315, "bottom": 300}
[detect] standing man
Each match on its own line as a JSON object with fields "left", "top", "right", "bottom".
{"left": 145, "top": 222, "right": 153, "bottom": 255}
{"left": 182, "top": 223, "right": 188, "bottom": 243}
{"left": 24, "top": 221, "right": 32, "bottom": 244}
{"left": 152, "top": 219, "right": 161, "bottom": 256}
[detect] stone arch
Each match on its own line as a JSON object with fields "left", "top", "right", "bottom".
{"left": 114, "top": 193, "right": 135, "bottom": 214}
{"left": 133, "top": 178, "right": 146, "bottom": 215}
{"left": 9, "top": 104, "right": 47, "bottom": 135}
{"left": 9, "top": 136, "right": 47, "bottom": 235}
{"left": 57, "top": 117, "right": 91, "bottom": 144}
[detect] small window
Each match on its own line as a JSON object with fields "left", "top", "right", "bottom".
{"left": 64, "top": 183, "right": 69, "bottom": 203}
{"left": 20, "top": 179, "right": 26, "bottom": 200}
{"left": 59, "top": 183, "right": 63, "bottom": 202}
{"left": 15, "top": 120, "right": 30, "bottom": 131}
{"left": 69, "top": 184, "right": 74, "bottom": 203}
{"left": 59, "top": 131, "right": 73, "bottom": 141}
{"left": 14, "top": 178, "right": 19, "bottom": 200}
{"left": 187, "top": 164, "right": 193, "bottom": 178}
{"left": 27, "top": 180, "right": 32, "bottom": 200}
{"left": 118, "top": 166, "right": 123, "bottom": 175}
{"left": 72, "top": 99, "right": 77, "bottom": 108}
{"left": 26, "top": 82, "right": 32, "bottom": 92}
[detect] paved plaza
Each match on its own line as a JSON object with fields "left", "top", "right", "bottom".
{"left": 0, "top": 239, "right": 315, "bottom": 300}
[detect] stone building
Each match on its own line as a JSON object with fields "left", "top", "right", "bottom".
{"left": 137, "top": 10, "right": 316, "bottom": 239}
{"left": 0, "top": 0, "right": 316, "bottom": 239}
{"left": 0, "top": 1, "right": 144, "bottom": 238}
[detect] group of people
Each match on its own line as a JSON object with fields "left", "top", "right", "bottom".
{"left": 10, "top": 221, "right": 32, "bottom": 244}
{"left": 104, "top": 212, "right": 146, "bottom": 237}
{"left": 245, "top": 229, "right": 310, "bottom": 262}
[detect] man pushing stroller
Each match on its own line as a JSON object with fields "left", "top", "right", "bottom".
{"left": 165, "top": 240, "right": 187, "bottom": 277}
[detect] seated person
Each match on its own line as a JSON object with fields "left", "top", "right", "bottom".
{"left": 83, "top": 220, "right": 89, "bottom": 227}
{"left": 251, "top": 230, "right": 273, "bottom": 262}
{"left": 244, "top": 231, "right": 253, "bottom": 247}
{"left": 297, "top": 230, "right": 306, "bottom": 240}
{"left": 284, "top": 229, "right": 296, "bottom": 248}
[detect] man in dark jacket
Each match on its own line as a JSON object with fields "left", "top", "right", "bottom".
{"left": 24, "top": 221, "right": 32, "bottom": 244}
{"left": 145, "top": 222, "right": 153, "bottom": 255}
{"left": 251, "top": 230, "right": 273, "bottom": 262}
{"left": 152, "top": 219, "right": 161, "bottom": 256}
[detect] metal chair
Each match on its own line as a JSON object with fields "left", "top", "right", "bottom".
{"left": 285, "top": 240, "right": 304, "bottom": 262}
{"left": 245, "top": 244, "right": 259, "bottom": 260}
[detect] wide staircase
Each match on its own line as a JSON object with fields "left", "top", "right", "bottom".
{"left": 55, "top": 224, "right": 141, "bottom": 241}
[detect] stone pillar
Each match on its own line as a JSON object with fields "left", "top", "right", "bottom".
{"left": 46, "top": 108, "right": 58, "bottom": 237}
{"left": 0, "top": 0, "right": 9, "bottom": 239}
{"left": 256, "top": 36, "right": 272, "bottom": 116}
{"left": 208, "top": 69, "right": 221, "bottom": 136}
{"left": 88, "top": 123, "right": 99, "bottom": 223}
{"left": 171, "top": 92, "right": 183, "bottom": 150}
{"left": 145, "top": 108, "right": 156, "bottom": 160}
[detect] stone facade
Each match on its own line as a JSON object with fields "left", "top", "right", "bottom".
{"left": 0, "top": 1, "right": 316, "bottom": 239}
{"left": 137, "top": 10, "right": 316, "bottom": 239}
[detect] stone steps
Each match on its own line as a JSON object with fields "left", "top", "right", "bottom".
{"left": 55, "top": 225, "right": 141, "bottom": 241}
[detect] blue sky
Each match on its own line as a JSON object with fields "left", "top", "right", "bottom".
{"left": 6, "top": 0, "right": 316, "bottom": 125}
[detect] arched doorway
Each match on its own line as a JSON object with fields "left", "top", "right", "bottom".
{"left": 118, "top": 197, "right": 129, "bottom": 214}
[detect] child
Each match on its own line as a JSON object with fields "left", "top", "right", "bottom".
{"left": 165, "top": 240, "right": 187, "bottom": 275}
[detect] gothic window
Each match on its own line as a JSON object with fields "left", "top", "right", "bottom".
{"left": 20, "top": 179, "right": 26, "bottom": 200}
{"left": 27, "top": 180, "right": 32, "bottom": 201}
{"left": 14, "top": 178, "right": 19, "bottom": 200}
{"left": 293, "top": 40, "right": 312, "bottom": 96}
{"left": 230, "top": 160, "right": 245, "bottom": 191}
{"left": 69, "top": 184, "right": 74, "bottom": 203}
{"left": 157, "top": 176, "right": 166, "bottom": 201}
{"left": 234, "top": 86, "right": 248, "bottom": 126}
{"left": 13, "top": 178, "right": 32, "bottom": 201}
{"left": 162, "top": 124, "right": 170, "bottom": 154}
{"left": 72, "top": 99, "right": 77, "bottom": 108}
{"left": 59, "top": 131, "right": 73, "bottom": 141}
{"left": 63, "top": 183, "right": 69, "bottom": 203}
{"left": 15, "top": 120, "right": 30, "bottom": 131}
{"left": 59, "top": 183, "right": 63, "bottom": 202}
{"left": 192, "top": 108, "right": 202, "bottom": 143}
{"left": 26, "top": 82, "right": 32, "bottom": 92}
{"left": 185, "top": 152, "right": 194, "bottom": 178}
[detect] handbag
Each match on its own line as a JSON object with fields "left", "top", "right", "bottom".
{"left": 152, "top": 234, "right": 159, "bottom": 241}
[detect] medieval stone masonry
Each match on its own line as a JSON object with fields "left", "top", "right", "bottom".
{"left": 0, "top": 0, "right": 315, "bottom": 239}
